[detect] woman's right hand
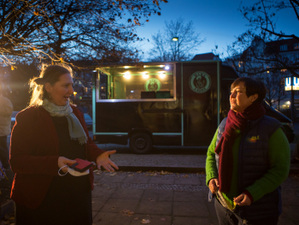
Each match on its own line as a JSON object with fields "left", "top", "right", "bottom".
{"left": 208, "top": 178, "right": 219, "bottom": 194}
{"left": 58, "top": 156, "right": 77, "bottom": 173}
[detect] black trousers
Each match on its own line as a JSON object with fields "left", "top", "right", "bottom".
{"left": 214, "top": 197, "right": 279, "bottom": 225}
{"left": 15, "top": 175, "right": 92, "bottom": 225}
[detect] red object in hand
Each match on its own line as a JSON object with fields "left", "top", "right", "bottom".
{"left": 70, "top": 158, "right": 95, "bottom": 172}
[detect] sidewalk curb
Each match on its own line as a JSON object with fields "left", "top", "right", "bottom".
{"left": 117, "top": 165, "right": 299, "bottom": 175}
{"left": 118, "top": 166, "right": 206, "bottom": 173}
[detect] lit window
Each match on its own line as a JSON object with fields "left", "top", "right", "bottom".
{"left": 158, "top": 71, "right": 166, "bottom": 79}
{"left": 142, "top": 72, "right": 149, "bottom": 79}
{"left": 97, "top": 64, "right": 175, "bottom": 100}
{"left": 123, "top": 72, "right": 131, "bottom": 80}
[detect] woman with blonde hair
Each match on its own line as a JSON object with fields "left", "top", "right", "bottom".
{"left": 10, "top": 64, "right": 118, "bottom": 225}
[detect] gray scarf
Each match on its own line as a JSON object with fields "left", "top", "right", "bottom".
{"left": 42, "top": 99, "right": 87, "bottom": 145}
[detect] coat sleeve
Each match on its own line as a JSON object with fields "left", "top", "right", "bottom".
{"left": 9, "top": 108, "right": 59, "bottom": 176}
{"left": 205, "top": 128, "right": 219, "bottom": 186}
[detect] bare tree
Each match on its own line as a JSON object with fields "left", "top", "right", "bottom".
{"left": 227, "top": 0, "right": 299, "bottom": 76}
{"left": 149, "top": 18, "right": 205, "bottom": 62}
{"left": 225, "top": 0, "right": 299, "bottom": 116}
{"left": 0, "top": 0, "right": 51, "bottom": 66}
{"left": 0, "top": 0, "right": 168, "bottom": 66}
{"left": 240, "top": 0, "right": 298, "bottom": 40}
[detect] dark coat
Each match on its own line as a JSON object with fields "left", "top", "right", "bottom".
{"left": 216, "top": 115, "right": 282, "bottom": 220}
{"left": 9, "top": 105, "right": 103, "bottom": 209}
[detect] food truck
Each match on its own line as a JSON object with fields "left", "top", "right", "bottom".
{"left": 91, "top": 60, "right": 239, "bottom": 153}
{"left": 91, "top": 60, "right": 294, "bottom": 153}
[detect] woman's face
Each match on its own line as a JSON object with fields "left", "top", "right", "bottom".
{"left": 230, "top": 82, "right": 257, "bottom": 113}
{"left": 45, "top": 73, "right": 74, "bottom": 106}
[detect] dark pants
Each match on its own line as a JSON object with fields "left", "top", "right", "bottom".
{"left": 0, "top": 135, "right": 9, "bottom": 169}
{"left": 16, "top": 200, "right": 92, "bottom": 225}
{"left": 214, "top": 198, "right": 279, "bottom": 225}
{"left": 15, "top": 175, "right": 92, "bottom": 225}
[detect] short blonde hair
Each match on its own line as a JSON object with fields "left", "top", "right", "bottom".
{"left": 29, "top": 64, "right": 73, "bottom": 106}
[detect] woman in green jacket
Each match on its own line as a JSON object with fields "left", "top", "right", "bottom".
{"left": 206, "top": 77, "right": 290, "bottom": 225}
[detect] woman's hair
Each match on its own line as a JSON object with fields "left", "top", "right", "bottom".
{"left": 231, "top": 77, "right": 267, "bottom": 103}
{"left": 29, "top": 64, "right": 73, "bottom": 106}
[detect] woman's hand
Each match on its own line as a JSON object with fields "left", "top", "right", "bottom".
{"left": 233, "top": 193, "right": 252, "bottom": 206}
{"left": 58, "top": 156, "right": 77, "bottom": 173}
{"left": 96, "top": 150, "right": 119, "bottom": 172}
{"left": 208, "top": 178, "right": 219, "bottom": 194}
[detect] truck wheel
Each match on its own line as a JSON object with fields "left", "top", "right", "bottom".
{"left": 129, "top": 133, "right": 152, "bottom": 154}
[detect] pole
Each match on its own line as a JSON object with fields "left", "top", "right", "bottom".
{"left": 172, "top": 37, "right": 179, "bottom": 61}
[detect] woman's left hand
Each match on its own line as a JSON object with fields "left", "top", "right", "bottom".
{"left": 96, "top": 150, "right": 119, "bottom": 172}
{"left": 233, "top": 193, "right": 252, "bottom": 206}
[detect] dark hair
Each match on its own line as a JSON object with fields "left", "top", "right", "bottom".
{"left": 29, "top": 64, "right": 72, "bottom": 106}
{"left": 231, "top": 77, "right": 267, "bottom": 103}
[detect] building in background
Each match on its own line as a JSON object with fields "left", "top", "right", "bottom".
{"left": 226, "top": 37, "right": 299, "bottom": 120}
{"left": 192, "top": 52, "right": 220, "bottom": 61}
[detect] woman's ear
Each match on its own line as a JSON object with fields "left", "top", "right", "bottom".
{"left": 44, "top": 82, "right": 52, "bottom": 93}
{"left": 250, "top": 93, "right": 258, "bottom": 103}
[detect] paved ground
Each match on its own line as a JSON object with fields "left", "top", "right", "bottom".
{"left": 89, "top": 119, "right": 299, "bottom": 225}
{"left": 2, "top": 152, "right": 298, "bottom": 225}
{"left": 91, "top": 170, "right": 299, "bottom": 225}
{"left": 91, "top": 124, "right": 299, "bottom": 225}
{"left": 91, "top": 171, "right": 217, "bottom": 225}
{"left": 1, "top": 124, "right": 299, "bottom": 224}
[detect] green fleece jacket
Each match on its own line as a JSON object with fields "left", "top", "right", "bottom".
{"left": 205, "top": 127, "right": 290, "bottom": 203}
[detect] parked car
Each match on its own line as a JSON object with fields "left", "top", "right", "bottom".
{"left": 264, "top": 101, "right": 294, "bottom": 143}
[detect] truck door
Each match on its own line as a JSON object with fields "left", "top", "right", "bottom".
{"left": 182, "top": 61, "right": 220, "bottom": 146}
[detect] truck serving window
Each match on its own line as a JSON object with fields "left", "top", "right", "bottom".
{"left": 96, "top": 63, "right": 175, "bottom": 101}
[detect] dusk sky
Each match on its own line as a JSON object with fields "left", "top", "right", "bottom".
{"left": 134, "top": 0, "right": 298, "bottom": 61}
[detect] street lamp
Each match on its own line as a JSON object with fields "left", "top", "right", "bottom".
{"left": 172, "top": 37, "right": 179, "bottom": 61}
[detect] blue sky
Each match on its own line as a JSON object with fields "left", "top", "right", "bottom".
{"left": 134, "top": 0, "right": 298, "bottom": 61}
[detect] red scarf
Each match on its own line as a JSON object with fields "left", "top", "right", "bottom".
{"left": 215, "top": 101, "right": 265, "bottom": 193}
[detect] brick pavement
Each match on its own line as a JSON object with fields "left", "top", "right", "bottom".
{"left": 91, "top": 170, "right": 299, "bottom": 225}
{"left": 1, "top": 124, "right": 299, "bottom": 224}
{"left": 91, "top": 171, "right": 217, "bottom": 225}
